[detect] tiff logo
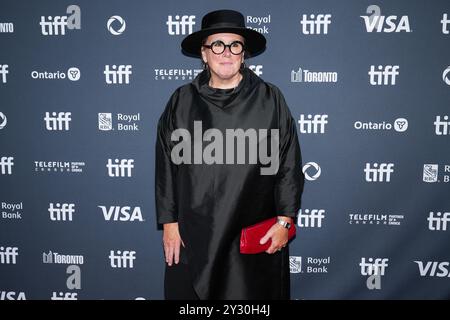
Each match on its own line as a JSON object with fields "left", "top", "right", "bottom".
{"left": 364, "top": 163, "right": 394, "bottom": 182}
{"left": 249, "top": 65, "right": 263, "bottom": 77}
{"left": 104, "top": 65, "right": 132, "bottom": 84}
{"left": 428, "top": 212, "right": 450, "bottom": 231}
{"left": 301, "top": 14, "right": 331, "bottom": 34}
{"left": 107, "top": 159, "right": 134, "bottom": 177}
{"left": 298, "top": 114, "right": 328, "bottom": 134}
{"left": 298, "top": 209, "right": 325, "bottom": 227}
{"left": 50, "top": 292, "right": 78, "bottom": 300}
{"left": 0, "top": 64, "right": 8, "bottom": 83}
{"left": 0, "top": 246, "right": 18, "bottom": 264}
{"left": 109, "top": 250, "right": 136, "bottom": 268}
{"left": 166, "top": 15, "right": 195, "bottom": 35}
{"left": 434, "top": 116, "right": 450, "bottom": 135}
{"left": 48, "top": 203, "right": 75, "bottom": 221}
{"left": 442, "top": 14, "right": 450, "bottom": 34}
{"left": 0, "top": 156, "right": 14, "bottom": 175}
{"left": 44, "top": 112, "right": 71, "bottom": 130}
{"left": 40, "top": 5, "right": 81, "bottom": 36}
{"left": 360, "top": 258, "right": 388, "bottom": 276}
{"left": 369, "top": 65, "right": 399, "bottom": 85}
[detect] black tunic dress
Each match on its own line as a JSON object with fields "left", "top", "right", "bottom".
{"left": 155, "top": 67, "right": 304, "bottom": 299}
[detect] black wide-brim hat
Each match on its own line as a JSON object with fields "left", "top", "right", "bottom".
{"left": 181, "top": 9, "right": 266, "bottom": 58}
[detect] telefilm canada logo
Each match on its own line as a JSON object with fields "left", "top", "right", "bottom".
{"left": 348, "top": 212, "right": 404, "bottom": 226}
{"left": 154, "top": 67, "right": 202, "bottom": 81}
{"left": 34, "top": 160, "right": 86, "bottom": 173}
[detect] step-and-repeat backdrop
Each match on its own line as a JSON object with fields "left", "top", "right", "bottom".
{"left": 1, "top": 0, "right": 449, "bottom": 300}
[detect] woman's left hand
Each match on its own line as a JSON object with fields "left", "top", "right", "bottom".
{"left": 259, "top": 217, "right": 292, "bottom": 254}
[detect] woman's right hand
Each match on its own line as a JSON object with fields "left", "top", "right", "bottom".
{"left": 163, "top": 222, "right": 184, "bottom": 266}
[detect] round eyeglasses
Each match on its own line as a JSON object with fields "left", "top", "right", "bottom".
{"left": 202, "top": 40, "right": 245, "bottom": 55}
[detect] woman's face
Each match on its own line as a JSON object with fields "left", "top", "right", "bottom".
{"left": 201, "top": 33, "right": 245, "bottom": 83}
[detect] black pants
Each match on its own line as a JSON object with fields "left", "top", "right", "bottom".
{"left": 164, "top": 246, "right": 199, "bottom": 300}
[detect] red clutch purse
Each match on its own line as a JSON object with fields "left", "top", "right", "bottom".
{"left": 240, "top": 217, "right": 296, "bottom": 254}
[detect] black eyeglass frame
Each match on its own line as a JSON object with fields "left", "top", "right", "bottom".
{"left": 202, "top": 40, "right": 246, "bottom": 55}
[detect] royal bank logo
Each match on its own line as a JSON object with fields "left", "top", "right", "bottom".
{"left": 249, "top": 65, "right": 263, "bottom": 77}
{"left": 42, "top": 251, "right": 84, "bottom": 264}
{"left": 349, "top": 212, "right": 404, "bottom": 226}
{"left": 442, "top": 14, "right": 450, "bottom": 34}
{"left": 428, "top": 211, "right": 450, "bottom": 231}
{"left": 107, "top": 15, "right": 126, "bottom": 35}
{"left": 300, "top": 14, "right": 332, "bottom": 34}
{"left": 302, "top": 162, "right": 321, "bottom": 181}
{"left": 291, "top": 67, "right": 337, "bottom": 83}
{"left": 423, "top": 164, "right": 450, "bottom": 183}
{"left": 0, "top": 64, "right": 8, "bottom": 83}
{"left": 415, "top": 261, "right": 450, "bottom": 277}
{"left": 0, "top": 156, "right": 14, "bottom": 175}
{"left": 354, "top": 118, "right": 408, "bottom": 132}
{"left": 0, "top": 112, "right": 7, "bottom": 129}
{"left": 30, "top": 67, "right": 80, "bottom": 81}
{"left": 423, "top": 164, "right": 438, "bottom": 182}
{"left": 98, "top": 113, "right": 141, "bottom": 131}
{"left": 298, "top": 114, "right": 328, "bottom": 134}
{"left": 40, "top": 5, "right": 81, "bottom": 36}
{"left": 99, "top": 206, "right": 144, "bottom": 222}
{"left": 368, "top": 65, "right": 399, "bottom": 85}
{"left": 0, "top": 22, "right": 14, "bottom": 33}
{"left": 0, "top": 291, "right": 26, "bottom": 300}
{"left": 34, "top": 160, "right": 85, "bottom": 173}
{"left": 166, "top": 15, "right": 195, "bottom": 35}
{"left": 290, "top": 256, "right": 330, "bottom": 274}
{"left": 1, "top": 202, "right": 23, "bottom": 220}
{"left": 297, "top": 209, "right": 325, "bottom": 228}
{"left": 154, "top": 68, "right": 202, "bottom": 81}
{"left": 361, "top": 5, "right": 411, "bottom": 33}
{"left": 290, "top": 256, "right": 302, "bottom": 273}
{"left": 246, "top": 14, "right": 271, "bottom": 33}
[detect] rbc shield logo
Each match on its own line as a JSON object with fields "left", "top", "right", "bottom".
{"left": 290, "top": 256, "right": 302, "bottom": 273}
{"left": 99, "top": 113, "right": 112, "bottom": 131}
{"left": 423, "top": 164, "right": 438, "bottom": 183}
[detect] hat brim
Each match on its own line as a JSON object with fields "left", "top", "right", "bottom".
{"left": 181, "top": 27, "right": 266, "bottom": 58}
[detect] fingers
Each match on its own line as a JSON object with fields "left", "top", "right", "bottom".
{"left": 174, "top": 242, "right": 180, "bottom": 265}
{"left": 264, "top": 224, "right": 289, "bottom": 254}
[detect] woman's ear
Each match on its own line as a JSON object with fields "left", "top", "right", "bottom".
{"left": 201, "top": 50, "right": 207, "bottom": 65}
